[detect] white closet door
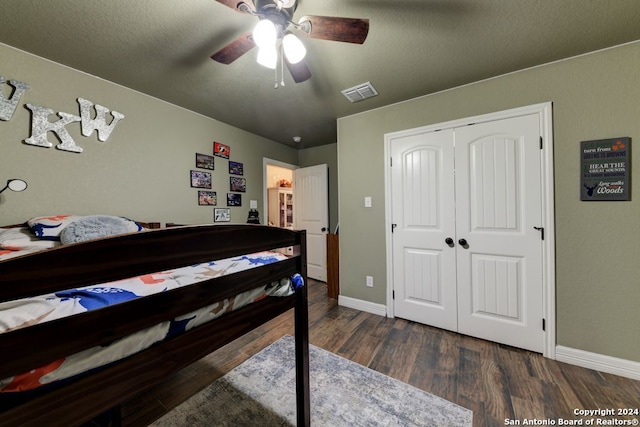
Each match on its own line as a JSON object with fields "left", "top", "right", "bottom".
{"left": 454, "top": 114, "right": 544, "bottom": 353}
{"left": 390, "top": 113, "right": 545, "bottom": 353}
{"left": 391, "top": 129, "right": 458, "bottom": 331}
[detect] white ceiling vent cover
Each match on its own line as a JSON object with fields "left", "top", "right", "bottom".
{"left": 341, "top": 82, "right": 378, "bottom": 102}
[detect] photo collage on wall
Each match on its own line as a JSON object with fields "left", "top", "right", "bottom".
{"left": 192, "top": 141, "right": 246, "bottom": 222}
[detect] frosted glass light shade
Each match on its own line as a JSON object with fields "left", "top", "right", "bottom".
{"left": 0, "top": 179, "right": 28, "bottom": 194}
{"left": 282, "top": 33, "right": 306, "bottom": 64}
{"left": 257, "top": 46, "right": 277, "bottom": 69}
{"left": 253, "top": 19, "right": 277, "bottom": 48}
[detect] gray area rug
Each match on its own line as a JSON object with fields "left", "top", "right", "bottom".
{"left": 152, "top": 335, "right": 472, "bottom": 426}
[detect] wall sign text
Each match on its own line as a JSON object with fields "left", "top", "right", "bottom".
{"left": 581, "top": 137, "right": 631, "bottom": 201}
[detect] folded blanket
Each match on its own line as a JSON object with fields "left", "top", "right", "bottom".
{"left": 60, "top": 215, "right": 140, "bottom": 244}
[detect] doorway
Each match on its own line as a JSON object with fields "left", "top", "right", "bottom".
{"left": 264, "top": 162, "right": 295, "bottom": 227}
{"left": 384, "top": 103, "right": 556, "bottom": 357}
{"left": 263, "top": 159, "right": 330, "bottom": 282}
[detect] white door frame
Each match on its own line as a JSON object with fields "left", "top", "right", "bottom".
{"left": 383, "top": 102, "right": 556, "bottom": 359}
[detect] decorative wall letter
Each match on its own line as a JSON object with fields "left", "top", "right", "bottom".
{"left": 0, "top": 77, "right": 30, "bottom": 121}
{"left": 77, "top": 97, "right": 124, "bottom": 142}
{"left": 23, "top": 104, "right": 83, "bottom": 153}
{"left": 4, "top": 71, "right": 126, "bottom": 154}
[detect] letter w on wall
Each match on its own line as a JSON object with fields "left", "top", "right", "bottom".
{"left": 78, "top": 98, "right": 124, "bottom": 142}
{"left": 0, "top": 77, "right": 30, "bottom": 121}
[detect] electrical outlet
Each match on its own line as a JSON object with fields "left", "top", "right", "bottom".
{"left": 366, "top": 276, "right": 373, "bottom": 287}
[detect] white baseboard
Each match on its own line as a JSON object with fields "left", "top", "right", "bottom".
{"left": 338, "top": 295, "right": 387, "bottom": 317}
{"left": 555, "top": 346, "right": 640, "bottom": 381}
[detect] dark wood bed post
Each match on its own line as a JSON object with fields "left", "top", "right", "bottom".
{"left": 295, "top": 230, "right": 311, "bottom": 427}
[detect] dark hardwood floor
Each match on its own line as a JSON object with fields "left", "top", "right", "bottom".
{"left": 122, "top": 279, "right": 640, "bottom": 426}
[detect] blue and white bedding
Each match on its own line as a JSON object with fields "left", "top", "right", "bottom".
{"left": 0, "top": 217, "right": 302, "bottom": 393}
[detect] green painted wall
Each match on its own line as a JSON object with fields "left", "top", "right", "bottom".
{"left": 337, "top": 41, "right": 640, "bottom": 362}
{"left": 0, "top": 43, "right": 298, "bottom": 225}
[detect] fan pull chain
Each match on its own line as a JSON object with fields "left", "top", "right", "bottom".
{"left": 280, "top": 47, "right": 286, "bottom": 87}
{"left": 274, "top": 63, "right": 278, "bottom": 88}
{"left": 274, "top": 44, "right": 285, "bottom": 88}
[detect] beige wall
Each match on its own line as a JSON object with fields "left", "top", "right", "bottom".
{"left": 337, "top": 41, "right": 640, "bottom": 362}
{"left": 0, "top": 43, "right": 298, "bottom": 225}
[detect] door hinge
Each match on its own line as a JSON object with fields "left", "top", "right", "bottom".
{"left": 392, "top": 290, "right": 395, "bottom": 300}
{"left": 540, "top": 136, "right": 543, "bottom": 149}
{"left": 391, "top": 223, "right": 397, "bottom": 233}
{"left": 542, "top": 318, "right": 546, "bottom": 331}
{"left": 390, "top": 157, "right": 393, "bottom": 167}
{"left": 533, "top": 226, "right": 544, "bottom": 240}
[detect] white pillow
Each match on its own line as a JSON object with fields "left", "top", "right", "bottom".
{"left": 0, "top": 227, "right": 60, "bottom": 250}
{"left": 27, "top": 215, "right": 83, "bottom": 240}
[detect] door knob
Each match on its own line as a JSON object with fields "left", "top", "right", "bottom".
{"left": 321, "top": 227, "right": 327, "bottom": 232}
{"left": 445, "top": 237, "right": 454, "bottom": 245}
{"left": 458, "top": 238, "right": 468, "bottom": 246}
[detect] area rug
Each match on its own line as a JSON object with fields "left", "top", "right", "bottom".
{"left": 151, "top": 335, "right": 472, "bottom": 426}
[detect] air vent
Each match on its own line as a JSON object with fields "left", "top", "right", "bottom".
{"left": 341, "top": 81, "right": 378, "bottom": 103}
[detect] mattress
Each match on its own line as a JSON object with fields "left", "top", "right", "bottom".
{"left": 0, "top": 242, "right": 300, "bottom": 393}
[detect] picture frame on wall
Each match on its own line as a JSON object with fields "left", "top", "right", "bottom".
{"left": 195, "top": 153, "right": 214, "bottom": 170}
{"left": 214, "top": 208, "right": 230, "bottom": 222}
{"left": 198, "top": 190, "right": 216, "bottom": 206}
{"left": 190, "top": 170, "right": 212, "bottom": 189}
{"left": 580, "top": 137, "right": 631, "bottom": 201}
{"left": 229, "top": 161, "right": 243, "bottom": 175}
{"left": 230, "top": 176, "right": 246, "bottom": 192}
{"left": 227, "top": 193, "right": 242, "bottom": 206}
{"left": 214, "top": 141, "right": 230, "bottom": 159}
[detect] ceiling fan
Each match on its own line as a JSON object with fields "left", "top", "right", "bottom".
{"left": 211, "top": 0, "right": 369, "bottom": 85}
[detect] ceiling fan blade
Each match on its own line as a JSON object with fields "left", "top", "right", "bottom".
{"left": 215, "top": 0, "right": 254, "bottom": 13}
{"left": 211, "top": 32, "right": 256, "bottom": 64}
{"left": 285, "top": 57, "right": 312, "bottom": 83}
{"left": 298, "top": 16, "right": 369, "bottom": 44}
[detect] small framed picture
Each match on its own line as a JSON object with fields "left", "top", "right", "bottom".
{"left": 230, "top": 177, "right": 246, "bottom": 192}
{"left": 198, "top": 191, "right": 217, "bottom": 206}
{"left": 227, "top": 193, "right": 242, "bottom": 206}
{"left": 229, "top": 161, "right": 243, "bottom": 175}
{"left": 195, "top": 153, "right": 214, "bottom": 170}
{"left": 214, "top": 208, "right": 230, "bottom": 222}
{"left": 190, "top": 170, "right": 212, "bottom": 189}
{"left": 214, "top": 141, "right": 230, "bottom": 159}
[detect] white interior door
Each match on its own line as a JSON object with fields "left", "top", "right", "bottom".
{"left": 390, "top": 113, "right": 545, "bottom": 353}
{"left": 454, "top": 114, "right": 544, "bottom": 353}
{"left": 294, "top": 164, "right": 329, "bottom": 281}
{"left": 390, "top": 129, "right": 458, "bottom": 331}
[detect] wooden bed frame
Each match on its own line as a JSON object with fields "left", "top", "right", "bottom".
{"left": 0, "top": 224, "right": 310, "bottom": 427}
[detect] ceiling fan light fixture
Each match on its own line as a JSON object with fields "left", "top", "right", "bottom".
{"left": 282, "top": 33, "right": 306, "bottom": 64}
{"left": 257, "top": 45, "right": 277, "bottom": 69}
{"left": 253, "top": 19, "right": 277, "bottom": 48}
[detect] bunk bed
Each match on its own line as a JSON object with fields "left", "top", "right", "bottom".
{"left": 0, "top": 220, "right": 310, "bottom": 427}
